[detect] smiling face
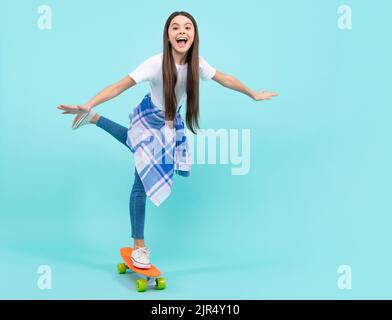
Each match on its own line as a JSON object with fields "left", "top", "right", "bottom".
{"left": 168, "top": 15, "right": 195, "bottom": 55}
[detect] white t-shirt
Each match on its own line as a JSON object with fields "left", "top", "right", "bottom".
{"left": 129, "top": 52, "right": 216, "bottom": 110}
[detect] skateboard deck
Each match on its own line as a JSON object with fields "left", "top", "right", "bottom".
{"left": 117, "top": 247, "right": 166, "bottom": 292}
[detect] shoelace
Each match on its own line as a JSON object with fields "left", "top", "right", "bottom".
{"left": 135, "top": 246, "right": 151, "bottom": 258}
{"left": 141, "top": 247, "right": 151, "bottom": 258}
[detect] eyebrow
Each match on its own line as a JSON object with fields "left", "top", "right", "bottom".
{"left": 171, "top": 22, "right": 192, "bottom": 27}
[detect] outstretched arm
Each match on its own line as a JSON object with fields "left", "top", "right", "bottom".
{"left": 212, "top": 70, "right": 278, "bottom": 101}
{"left": 57, "top": 75, "right": 136, "bottom": 114}
{"left": 83, "top": 76, "right": 136, "bottom": 110}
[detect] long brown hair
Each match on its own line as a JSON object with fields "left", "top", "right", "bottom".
{"left": 163, "top": 11, "right": 200, "bottom": 134}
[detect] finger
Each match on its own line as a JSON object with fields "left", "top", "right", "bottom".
{"left": 59, "top": 105, "right": 75, "bottom": 110}
{"left": 61, "top": 105, "right": 76, "bottom": 109}
{"left": 64, "top": 107, "right": 78, "bottom": 112}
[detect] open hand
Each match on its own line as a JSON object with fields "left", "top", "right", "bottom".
{"left": 253, "top": 90, "right": 278, "bottom": 101}
{"left": 57, "top": 104, "right": 92, "bottom": 128}
{"left": 57, "top": 104, "right": 90, "bottom": 114}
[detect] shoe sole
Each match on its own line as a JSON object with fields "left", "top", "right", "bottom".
{"left": 72, "top": 112, "right": 89, "bottom": 130}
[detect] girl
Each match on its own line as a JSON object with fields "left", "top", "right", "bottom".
{"left": 57, "top": 11, "right": 278, "bottom": 269}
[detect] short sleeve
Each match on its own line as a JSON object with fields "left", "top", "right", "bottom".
{"left": 199, "top": 56, "right": 216, "bottom": 81}
{"left": 128, "top": 54, "right": 158, "bottom": 84}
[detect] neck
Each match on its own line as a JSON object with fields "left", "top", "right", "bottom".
{"left": 171, "top": 48, "right": 187, "bottom": 65}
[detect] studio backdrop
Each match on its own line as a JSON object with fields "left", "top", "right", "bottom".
{"left": 1, "top": 0, "right": 391, "bottom": 299}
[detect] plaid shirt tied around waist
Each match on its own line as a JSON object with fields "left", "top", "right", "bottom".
{"left": 126, "top": 92, "right": 191, "bottom": 207}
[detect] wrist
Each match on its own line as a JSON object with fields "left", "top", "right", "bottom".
{"left": 83, "top": 104, "right": 93, "bottom": 111}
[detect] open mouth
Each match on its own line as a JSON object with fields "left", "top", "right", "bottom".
{"left": 176, "top": 37, "right": 188, "bottom": 48}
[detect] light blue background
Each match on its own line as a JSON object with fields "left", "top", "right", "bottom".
{"left": 1, "top": 0, "right": 391, "bottom": 299}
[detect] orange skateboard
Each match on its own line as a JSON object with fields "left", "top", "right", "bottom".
{"left": 117, "top": 247, "right": 166, "bottom": 292}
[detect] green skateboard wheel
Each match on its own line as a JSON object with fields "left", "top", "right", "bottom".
{"left": 136, "top": 279, "right": 148, "bottom": 292}
{"left": 117, "top": 263, "right": 127, "bottom": 274}
{"left": 155, "top": 277, "right": 166, "bottom": 290}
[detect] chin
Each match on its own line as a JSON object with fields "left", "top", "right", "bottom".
{"left": 173, "top": 47, "right": 189, "bottom": 54}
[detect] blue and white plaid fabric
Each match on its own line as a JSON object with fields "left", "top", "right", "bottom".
{"left": 126, "top": 92, "right": 191, "bottom": 207}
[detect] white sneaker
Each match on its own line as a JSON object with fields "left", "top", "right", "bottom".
{"left": 131, "top": 247, "right": 152, "bottom": 269}
{"left": 72, "top": 110, "right": 96, "bottom": 130}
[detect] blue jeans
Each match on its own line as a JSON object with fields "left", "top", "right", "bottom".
{"left": 96, "top": 115, "right": 146, "bottom": 240}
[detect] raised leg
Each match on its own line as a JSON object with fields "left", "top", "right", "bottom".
{"left": 95, "top": 115, "right": 130, "bottom": 150}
